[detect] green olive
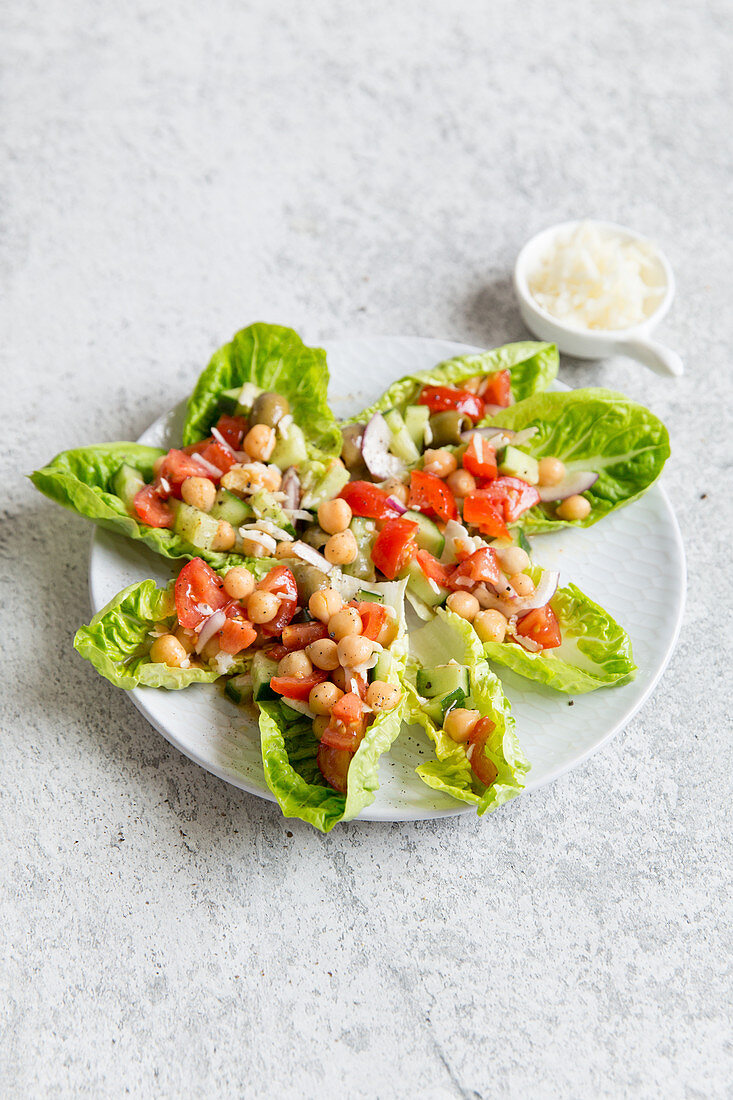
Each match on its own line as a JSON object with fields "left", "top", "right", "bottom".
{"left": 429, "top": 411, "right": 471, "bottom": 446}
{"left": 302, "top": 524, "right": 329, "bottom": 550}
{"left": 341, "top": 424, "right": 366, "bottom": 471}
{"left": 250, "top": 391, "right": 291, "bottom": 428}
{"left": 288, "top": 561, "right": 330, "bottom": 602}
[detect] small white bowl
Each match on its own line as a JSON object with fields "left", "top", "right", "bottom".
{"left": 514, "top": 219, "right": 683, "bottom": 377}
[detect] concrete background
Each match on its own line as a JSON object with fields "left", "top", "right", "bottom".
{"left": 3, "top": 1, "right": 732, "bottom": 1096}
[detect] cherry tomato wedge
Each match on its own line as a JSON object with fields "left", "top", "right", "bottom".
{"left": 371, "top": 518, "right": 419, "bottom": 580}
{"left": 174, "top": 557, "right": 228, "bottom": 629}
{"left": 415, "top": 549, "right": 451, "bottom": 588}
{"left": 355, "top": 602, "right": 392, "bottom": 643}
{"left": 462, "top": 435, "right": 498, "bottom": 480}
{"left": 270, "top": 670, "right": 329, "bottom": 701}
{"left": 462, "top": 492, "right": 511, "bottom": 540}
{"left": 417, "top": 385, "right": 485, "bottom": 422}
{"left": 468, "top": 716, "right": 499, "bottom": 787}
{"left": 218, "top": 616, "right": 257, "bottom": 655}
{"left": 133, "top": 484, "right": 174, "bottom": 528}
{"left": 331, "top": 692, "right": 365, "bottom": 727}
{"left": 448, "top": 547, "right": 500, "bottom": 590}
{"left": 157, "top": 449, "right": 209, "bottom": 496}
{"left": 316, "top": 744, "right": 352, "bottom": 793}
{"left": 257, "top": 566, "right": 298, "bottom": 637}
{"left": 481, "top": 370, "right": 512, "bottom": 407}
{"left": 215, "top": 414, "right": 248, "bottom": 449}
{"left": 515, "top": 604, "right": 562, "bottom": 649}
{"left": 339, "top": 481, "right": 402, "bottom": 521}
{"left": 201, "top": 441, "right": 237, "bottom": 475}
{"left": 408, "top": 470, "right": 458, "bottom": 523}
{"left": 478, "top": 477, "right": 540, "bottom": 523}
{"left": 281, "top": 621, "right": 328, "bottom": 650}
{"left": 320, "top": 723, "right": 365, "bottom": 753}
{"left": 263, "top": 644, "right": 289, "bottom": 662}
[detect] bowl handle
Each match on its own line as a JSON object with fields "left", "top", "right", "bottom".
{"left": 618, "top": 336, "right": 684, "bottom": 377}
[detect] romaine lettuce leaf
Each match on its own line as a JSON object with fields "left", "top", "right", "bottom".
{"left": 341, "top": 341, "right": 558, "bottom": 425}
{"left": 489, "top": 388, "right": 670, "bottom": 532}
{"left": 406, "top": 610, "right": 529, "bottom": 814}
{"left": 182, "top": 322, "right": 342, "bottom": 457}
{"left": 73, "top": 579, "right": 241, "bottom": 689}
{"left": 258, "top": 578, "right": 409, "bottom": 831}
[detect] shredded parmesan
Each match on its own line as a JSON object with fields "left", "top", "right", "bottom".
{"left": 528, "top": 222, "right": 666, "bottom": 331}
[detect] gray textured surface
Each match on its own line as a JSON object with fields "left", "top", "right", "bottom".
{"left": 3, "top": 1, "right": 732, "bottom": 1096}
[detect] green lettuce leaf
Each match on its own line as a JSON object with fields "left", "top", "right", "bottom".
{"left": 182, "top": 322, "right": 342, "bottom": 456}
{"left": 341, "top": 341, "right": 558, "bottom": 425}
{"left": 258, "top": 578, "right": 409, "bottom": 831}
{"left": 406, "top": 610, "right": 530, "bottom": 814}
{"left": 481, "top": 571, "right": 636, "bottom": 694}
{"left": 489, "top": 388, "right": 670, "bottom": 532}
{"left": 73, "top": 579, "right": 242, "bottom": 689}
{"left": 29, "top": 443, "right": 274, "bottom": 571}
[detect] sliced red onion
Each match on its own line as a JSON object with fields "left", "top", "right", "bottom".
{"left": 192, "top": 452, "right": 224, "bottom": 478}
{"left": 291, "top": 540, "right": 335, "bottom": 572}
{"left": 361, "top": 413, "right": 406, "bottom": 480}
{"left": 281, "top": 466, "right": 301, "bottom": 511}
{"left": 475, "top": 569, "right": 560, "bottom": 618}
{"left": 386, "top": 494, "right": 407, "bottom": 514}
{"left": 460, "top": 426, "right": 511, "bottom": 444}
{"left": 538, "top": 471, "right": 599, "bottom": 503}
{"left": 195, "top": 610, "right": 226, "bottom": 653}
{"left": 280, "top": 697, "right": 317, "bottom": 720}
{"left": 512, "top": 633, "right": 543, "bottom": 653}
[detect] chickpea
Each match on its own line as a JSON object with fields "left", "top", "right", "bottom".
{"left": 374, "top": 609, "right": 398, "bottom": 648}
{"left": 244, "top": 424, "right": 276, "bottom": 463}
{"left": 365, "top": 680, "right": 401, "bottom": 712}
{"left": 444, "top": 707, "right": 481, "bottom": 744}
{"left": 313, "top": 715, "right": 330, "bottom": 739}
{"left": 305, "top": 638, "right": 340, "bottom": 671}
{"left": 181, "top": 476, "right": 217, "bottom": 512}
{"left": 277, "top": 650, "right": 313, "bottom": 679}
{"left": 317, "top": 498, "right": 352, "bottom": 535}
{"left": 309, "top": 681, "right": 344, "bottom": 715}
{"left": 382, "top": 478, "right": 410, "bottom": 506}
{"left": 309, "top": 587, "right": 344, "bottom": 624}
{"left": 538, "top": 456, "right": 566, "bottom": 487}
{"left": 328, "top": 606, "right": 363, "bottom": 640}
{"left": 446, "top": 590, "right": 480, "bottom": 621}
{"left": 556, "top": 494, "right": 592, "bottom": 521}
{"left": 337, "top": 634, "right": 375, "bottom": 668}
{"left": 223, "top": 566, "right": 256, "bottom": 601}
{"left": 324, "top": 530, "right": 358, "bottom": 566}
{"left": 423, "top": 448, "right": 457, "bottom": 479}
{"left": 447, "top": 468, "right": 476, "bottom": 498}
{"left": 241, "top": 537, "right": 271, "bottom": 558}
{"left": 274, "top": 541, "right": 295, "bottom": 559}
{"left": 510, "top": 573, "right": 535, "bottom": 597}
{"left": 474, "top": 609, "right": 508, "bottom": 644}
{"left": 247, "top": 589, "right": 280, "bottom": 624}
{"left": 331, "top": 666, "right": 348, "bottom": 692}
{"left": 496, "top": 545, "right": 531, "bottom": 575}
{"left": 211, "top": 520, "right": 236, "bottom": 551}
{"left": 149, "top": 634, "right": 188, "bottom": 667}
{"left": 174, "top": 626, "right": 197, "bottom": 654}
{"left": 200, "top": 636, "right": 221, "bottom": 661}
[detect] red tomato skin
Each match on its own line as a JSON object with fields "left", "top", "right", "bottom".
{"left": 331, "top": 691, "right": 364, "bottom": 727}
{"left": 355, "top": 602, "right": 390, "bottom": 641}
{"left": 156, "top": 449, "right": 208, "bottom": 497}
{"left": 415, "top": 549, "right": 451, "bottom": 588}
{"left": 257, "top": 566, "right": 298, "bottom": 637}
{"left": 462, "top": 493, "right": 511, "bottom": 540}
{"left": 270, "top": 670, "right": 329, "bottom": 701}
{"left": 417, "top": 386, "right": 485, "bottom": 422}
{"left": 371, "top": 518, "right": 419, "bottom": 580}
{"left": 482, "top": 370, "right": 512, "bottom": 407}
{"left": 408, "top": 470, "right": 458, "bottom": 523}
{"left": 480, "top": 477, "right": 540, "bottom": 523}
{"left": 201, "top": 441, "right": 237, "bottom": 475}
{"left": 515, "top": 604, "right": 562, "bottom": 649}
{"left": 281, "top": 621, "right": 328, "bottom": 650}
{"left": 215, "top": 414, "right": 248, "bottom": 449}
{"left": 174, "top": 558, "right": 228, "bottom": 629}
{"left": 339, "top": 481, "right": 401, "bottom": 520}
{"left": 218, "top": 617, "right": 257, "bottom": 655}
{"left": 182, "top": 440, "right": 211, "bottom": 456}
{"left": 133, "top": 484, "right": 174, "bottom": 528}
{"left": 320, "top": 724, "right": 365, "bottom": 752}
{"left": 462, "top": 436, "right": 498, "bottom": 480}
{"left": 317, "top": 744, "right": 352, "bottom": 793}
{"left": 263, "top": 644, "right": 289, "bottom": 662}
{"left": 448, "top": 547, "right": 500, "bottom": 590}
{"left": 468, "top": 716, "right": 499, "bottom": 787}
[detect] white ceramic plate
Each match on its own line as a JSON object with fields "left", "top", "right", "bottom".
{"left": 89, "top": 337, "right": 685, "bottom": 820}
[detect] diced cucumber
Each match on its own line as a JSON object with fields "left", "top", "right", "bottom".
{"left": 422, "top": 698, "right": 445, "bottom": 725}
{"left": 343, "top": 517, "right": 376, "bottom": 582}
{"left": 271, "top": 423, "right": 308, "bottom": 469}
{"left": 252, "top": 652, "right": 279, "bottom": 701}
{"left": 113, "top": 464, "right": 146, "bottom": 512}
{"left": 401, "top": 557, "right": 449, "bottom": 608}
{"left": 498, "top": 445, "right": 539, "bottom": 485}
{"left": 172, "top": 501, "right": 221, "bottom": 550}
{"left": 403, "top": 510, "right": 445, "bottom": 557}
{"left": 300, "top": 461, "right": 350, "bottom": 510}
{"left": 372, "top": 649, "right": 393, "bottom": 682}
{"left": 225, "top": 673, "right": 253, "bottom": 705}
{"left": 209, "top": 488, "right": 253, "bottom": 528}
{"left": 416, "top": 663, "right": 470, "bottom": 699}
{"left": 235, "top": 382, "right": 265, "bottom": 414}
{"left": 218, "top": 387, "right": 245, "bottom": 416}
{"left": 356, "top": 588, "right": 384, "bottom": 603}
{"left": 404, "top": 405, "right": 430, "bottom": 450}
{"left": 383, "top": 408, "right": 420, "bottom": 463}
{"left": 249, "top": 490, "right": 295, "bottom": 534}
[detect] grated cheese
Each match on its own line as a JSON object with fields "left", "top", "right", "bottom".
{"left": 528, "top": 222, "right": 666, "bottom": 331}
